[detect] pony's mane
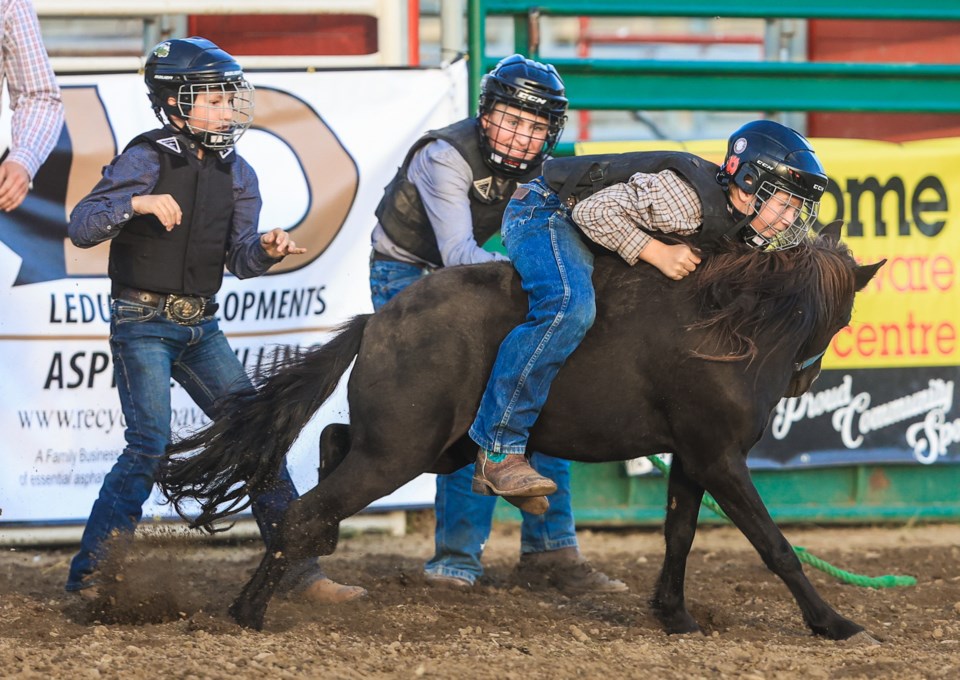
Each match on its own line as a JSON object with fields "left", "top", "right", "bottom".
{"left": 689, "top": 236, "right": 858, "bottom": 364}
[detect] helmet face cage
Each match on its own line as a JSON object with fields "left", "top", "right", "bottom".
{"left": 174, "top": 80, "right": 255, "bottom": 151}
{"left": 741, "top": 180, "right": 820, "bottom": 251}
{"left": 478, "top": 99, "right": 564, "bottom": 177}
{"left": 477, "top": 55, "right": 568, "bottom": 177}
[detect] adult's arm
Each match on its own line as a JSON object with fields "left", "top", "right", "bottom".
{"left": 3, "top": 0, "right": 64, "bottom": 178}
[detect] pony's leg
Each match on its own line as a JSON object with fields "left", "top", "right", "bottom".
{"left": 231, "top": 423, "right": 356, "bottom": 629}
{"left": 428, "top": 434, "right": 476, "bottom": 475}
{"left": 315, "top": 423, "right": 352, "bottom": 552}
{"left": 226, "top": 466, "right": 363, "bottom": 628}
{"left": 651, "top": 456, "right": 705, "bottom": 634}
{"left": 228, "top": 438, "right": 442, "bottom": 628}
{"left": 698, "top": 459, "right": 864, "bottom": 640}
{"left": 228, "top": 549, "right": 289, "bottom": 630}
{"left": 281, "top": 443, "right": 431, "bottom": 557}
{"left": 319, "top": 423, "right": 351, "bottom": 480}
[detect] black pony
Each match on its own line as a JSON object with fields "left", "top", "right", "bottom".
{"left": 160, "top": 234, "right": 882, "bottom": 634}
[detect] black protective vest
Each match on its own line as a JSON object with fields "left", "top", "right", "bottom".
{"left": 542, "top": 151, "right": 740, "bottom": 247}
{"left": 375, "top": 118, "right": 541, "bottom": 267}
{"left": 109, "top": 129, "right": 235, "bottom": 297}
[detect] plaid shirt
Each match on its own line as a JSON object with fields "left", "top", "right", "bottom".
{"left": 1, "top": 0, "right": 63, "bottom": 178}
{"left": 571, "top": 170, "right": 703, "bottom": 265}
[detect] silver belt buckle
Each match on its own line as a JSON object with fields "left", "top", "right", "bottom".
{"left": 165, "top": 294, "right": 206, "bottom": 325}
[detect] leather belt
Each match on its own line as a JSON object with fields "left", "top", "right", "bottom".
{"left": 370, "top": 249, "right": 433, "bottom": 269}
{"left": 115, "top": 287, "right": 216, "bottom": 325}
{"left": 371, "top": 250, "right": 403, "bottom": 263}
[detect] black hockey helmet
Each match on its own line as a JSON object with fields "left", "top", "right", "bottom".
{"left": 718, "top": 120, "right": 828, "bottom": 250}
{"left": 144, "top": 37, "right": 254, "bottom": 150}
{"left": 477, "top": 54, "right": 568, "bottom": 176}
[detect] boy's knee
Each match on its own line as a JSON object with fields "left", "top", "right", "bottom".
{"left": 564, "top": 292, "right": 596, "bottom": 336}
{"left": 530, "top": 286, "right": 595, "bottom": 339}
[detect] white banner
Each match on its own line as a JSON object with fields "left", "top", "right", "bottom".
{"left": 0, "top": 62, "right": 468, "bottom": 524}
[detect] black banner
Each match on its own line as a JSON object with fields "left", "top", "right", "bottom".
{"left": 753, "top": 367, "right": 959, "bottom": 468}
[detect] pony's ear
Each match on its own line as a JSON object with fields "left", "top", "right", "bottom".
{"left": 815, "top": 220, "right": 843, "bottom": 242}
{"left": 854, "top": 259, "right": 886, "bottom": 291}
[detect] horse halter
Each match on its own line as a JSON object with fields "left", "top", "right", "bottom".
{"left": 793, "top": 348, "right": 827, "bottom": 373}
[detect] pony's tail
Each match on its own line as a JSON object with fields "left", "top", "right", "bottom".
{"left": 158, "top": 314, "right": 371, "bottom": 532}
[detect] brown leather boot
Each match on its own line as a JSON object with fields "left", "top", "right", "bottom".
{"left": 515, "top": 547, "right": 628, "bottom": 596}
{"left": 278, "top": 561, "right": 367, "bottom": 605}
{"left": 299, "top": 577, "right": 367, "bottom": 604}
{"left": 472, "top": 450, "right": 558, "bottom": 498}
{"left": 504, "top": 495, "right": 550, "bottom": 515}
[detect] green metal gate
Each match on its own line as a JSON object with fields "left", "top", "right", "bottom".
{"left": 472, "top": 0, "right": 960, "bottom": 524}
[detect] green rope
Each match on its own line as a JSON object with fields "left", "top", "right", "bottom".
{"left": 648, "top": 455, "right": 917, "bottom": 588}
{"left": 792, "top": 546, "right": 916, "bottom": 588}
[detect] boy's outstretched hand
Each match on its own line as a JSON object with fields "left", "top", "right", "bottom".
{"left": 639, "top": 240, "right": 701, "bottom": 280}
{"left": 260, "top": 227, "right": 307, "bottom": 258}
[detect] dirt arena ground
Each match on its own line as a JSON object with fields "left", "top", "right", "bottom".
{"left": 2, "top": 516, "right": 959, "bottom": 679}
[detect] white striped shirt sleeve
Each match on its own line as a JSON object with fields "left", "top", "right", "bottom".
{"left": 2, "top": 0, "right": 64, "bottom": 178}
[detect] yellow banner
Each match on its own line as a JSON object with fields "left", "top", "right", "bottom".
{"left": 577, "top": 138, "right": 960, "bottom": 370}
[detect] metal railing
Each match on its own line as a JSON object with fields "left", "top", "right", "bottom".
{"left": 35, "top": 0, "right": 411, "bottom": 72}
{"left": 468, "top": 0, "right": 960, "bottom": 120}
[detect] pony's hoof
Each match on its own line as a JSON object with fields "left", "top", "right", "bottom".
{"left": 663, "top": 619, "right": 702, "bottom": 635}
{"left": 843, "top": 631, "right": 882, "bottom": 646}
{"left": 228, "top": 600, "right": 265, "bottom": 631}
{"left": 813, "top": 617, "right": 866, "bottom": 641}
{"left": 651, "top": 602, "right": 701, "bottom": 635}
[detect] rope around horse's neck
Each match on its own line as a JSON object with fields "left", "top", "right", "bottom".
{"left": 648, "top": 455, "right": 917, "bottom": 588}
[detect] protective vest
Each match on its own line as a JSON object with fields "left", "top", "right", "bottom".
{"left": 375, "top": 118, "right": 541, "bottom": 267}
{"left": 109, "top": 129, "right": 235, "bottom": 297}
{"left": 542, "top": 151, "right": 740, "bottom": 247}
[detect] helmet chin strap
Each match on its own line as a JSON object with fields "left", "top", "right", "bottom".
{"left": 153, "top": 100, "right": 186, "bottom": 134}
{"left": 742, "top": 229, "right": 770, "bottom": 248}
{"left": 158, "top": 115, "right": 211, "bottom": 151}
{"left": 726, "top": 196, "right": 766, "bottom": 248}
{"left": 484, "top": 146, "right": 533, "bottom": 173}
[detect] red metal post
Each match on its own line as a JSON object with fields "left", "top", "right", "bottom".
{"left": 577, "top": 16, "right": 590, "bottom": 142}
{"left": 408, "top": 0, "right": 420, "bottom": 65}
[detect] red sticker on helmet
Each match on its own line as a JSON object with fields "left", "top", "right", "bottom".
{"left": 724, "top": 155, "right": 740, "bottom": 175}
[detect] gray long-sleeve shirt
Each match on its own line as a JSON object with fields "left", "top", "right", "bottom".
{"left": 68, "top": 137, "right": 277, "bottom": 279}
{"left": 370, "top": 138, "right": 508, "bottom": 267}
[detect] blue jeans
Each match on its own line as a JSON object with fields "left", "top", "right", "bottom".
{"left": 369, "top": 254, "right": 428, "bottom": 309}
{"left": 469, "top": 178, "right": 596, "bottom": 455}
{"left": 370, "top": 244, "right": 578, "bottom": 585}
{"left": 66, "top": 298, "right": 310, "bottom": 591}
